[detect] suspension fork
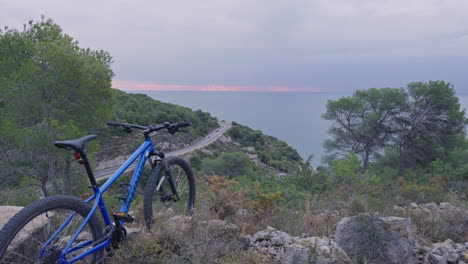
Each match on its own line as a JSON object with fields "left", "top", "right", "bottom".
{"left": 155, "top": 158, "right": 179, "bottom": 201}
{"left": 165, "top": 168, "right": 180, "bottom": 201}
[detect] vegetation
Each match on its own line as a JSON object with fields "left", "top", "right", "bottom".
{"left": 0, "top": 18, "right": 218, "bottom": 201}
{"left": 110, "top": 89, "right": 218, "bottom": 140}
{"left": 0, "top": 17, "right": 114, "bottom": 196}
{"left": 227, "top": 122, "right": 302, "bottom": 172}
{"left": 323, "top": 81, "right": 466, "bottom": 174}
{"left": 1, "top": 17, "right": 467, "bottom": 262}
{"left": 200, "top": 152, "right": 254, "bottom": 179}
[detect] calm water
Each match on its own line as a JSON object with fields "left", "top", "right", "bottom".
{"left": 129, "top": 91, "right": 468, "bottom": 166}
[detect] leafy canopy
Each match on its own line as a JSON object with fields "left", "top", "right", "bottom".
{"left": 0, "top": 17, "right": 114, "bottom": 194}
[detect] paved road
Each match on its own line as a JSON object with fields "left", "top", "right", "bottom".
{"left": 94, "top": 121, "right": 231, "bottom": 179}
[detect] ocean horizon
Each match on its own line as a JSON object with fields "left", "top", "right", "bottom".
{"left": 126, "top": 90, "right": 468, "bottom": 166}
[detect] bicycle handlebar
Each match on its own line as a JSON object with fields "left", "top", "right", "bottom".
{"left": 106, "top": 121, "right": 147, "bottom": 130}
{"left": 106, "top": 121, "right": 192, "bottom": 135}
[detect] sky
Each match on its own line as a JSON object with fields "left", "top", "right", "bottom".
{"left": 1, "top": 0, "right": 468, "bottom": 94}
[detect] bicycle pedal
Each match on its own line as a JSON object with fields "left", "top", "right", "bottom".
{"left": 113, "top": 212, "right": 134, "bottom": 223}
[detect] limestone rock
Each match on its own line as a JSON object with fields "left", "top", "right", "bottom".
{"left": 0, "top": 206, "right": 23, "bottom": 229}
{"left": 430, "top": 253, "right": 448, "bottom": 264}
{"left": 250, "top": 226, "right": 351, "bottom": 264}
{"left": 432, "top": 241, "right": 459, "bottom": 263}
{"left": 335, "top": 214, "right": 417, "bottom": 264}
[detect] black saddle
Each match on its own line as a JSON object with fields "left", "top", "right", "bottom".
{"left": 54, "top": 135, "right": 98, "bottom": 151}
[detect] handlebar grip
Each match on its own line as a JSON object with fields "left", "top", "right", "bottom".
{"left": 177, "top": 122, "right": 192, "bottom": 128}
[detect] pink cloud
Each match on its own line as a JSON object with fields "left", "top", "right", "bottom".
{"left": 112, "top": 80, "right": 338, "bottom": 93}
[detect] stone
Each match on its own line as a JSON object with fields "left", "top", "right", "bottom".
{"left": 0, "top": 206, "right": 23, "bottom": 229}
{"left": 250, "top": 226, "right": 351, "bottom": 264}
{"left": 462, "top": 252, "right": 468, "bottom": 261}
{"left": 335, "top": 214, "right": 417, "bottom": 264}
{"left": 270, "top": 231, "right": 292, "bottom": 246}
{"left": 253, "top": 230, "right": 271, "bottom": 242}
{"left": 409, "top": 202, "right": 418, "bottom": 209}
{"left": 424, "top": 202, "right": 438, "bottom": 210}
{"left": 166, "top": 215, "right": 193, "bottom": 233}
{"left": 240, "top": 235, "right": 251, "bottom": 248}
{"left": 196, "top": 219, "right": 240, "bottom": 243}
{"left": 423, "top": 246, "right": 432, "bottom": 252}
{"left": 281, "top": 244, "right": 310, "bottom": 264}
{"left": 430, "top": 253, "right": 448, "bottom": 264}
{"left": 439, "top": 202, "right": 451, "bottom": 209}
{"left": 454, "top": 243, "right": 467, "bottom": 253}
{"left": 443, "top": 239, "right": 455, "bottom": 245}
{"left": 432, "top": 242, "right": 459, "bottom": 263}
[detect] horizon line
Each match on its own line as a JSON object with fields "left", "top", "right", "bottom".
{"left": 112, "top": 80, "right": 346, "bottom": 93}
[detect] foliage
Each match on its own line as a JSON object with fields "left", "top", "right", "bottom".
{"left": 323, "top": 88, "right": 405, "bottom": 171}
{"left": 395, "top": 81, "right": 467, "bottom": 175}
{"left": 110, "top": 89, "right": 218, "bottom": 140}
{"left": 323, "top": 81, "right": 466, "bottom": 178}
{"left": 205, "top": 176, "right": 248, "bottom": 219}
{"left": 228, "top": 122, "right": 301, "bottom": 172}
{"left": 251, "top": 181, "right": 281, "bottom": 216}
{"left": 200, "top": 152, "right": 253, "bottom": 179}
{"left": 0, "top": 17, "right": 114, "bottom": 196}
{"left": 331, "top": 152, "right": 361, "bottom": 186}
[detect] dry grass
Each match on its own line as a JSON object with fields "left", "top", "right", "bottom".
{"left": 111, "top": 174, "right": 468, "bottom": 263}
{"left": 394, "top": 207, "right": 468, "bottom": 243}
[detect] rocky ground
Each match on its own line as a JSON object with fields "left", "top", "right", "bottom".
{"left": 1, "top": 202, "right": 467, "bottom": 263}
{"left": 133, "top": 203, "right": 468, "bottom": 264}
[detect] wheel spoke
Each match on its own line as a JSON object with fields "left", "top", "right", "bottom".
{"left": 0, "top": 197, "right": 102, "bottom": 263}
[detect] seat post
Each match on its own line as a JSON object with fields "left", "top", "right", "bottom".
{"left": 78, "top": 150, "right": 98, "bottom": 187}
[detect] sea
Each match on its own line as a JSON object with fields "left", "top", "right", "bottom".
{"left": 127, "top": 91, "right": 468, "bottom": 166}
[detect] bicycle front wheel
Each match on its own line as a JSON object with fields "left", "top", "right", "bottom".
{"left": 143, "top": 156, "right": 196, "bottom": 228}
{"left": 0, "top": 195, "right": 104, "bottom": 263}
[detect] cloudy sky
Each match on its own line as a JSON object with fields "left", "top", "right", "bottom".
{"left": 1, "top": 0, "right": 468, "bottom": 94}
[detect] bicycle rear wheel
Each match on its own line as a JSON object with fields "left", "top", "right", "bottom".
{"left": 0, "top": 195, "right": 104, "bottom": 263}
{"left": 143, "top": 156, "right": 196, "bottom": 228}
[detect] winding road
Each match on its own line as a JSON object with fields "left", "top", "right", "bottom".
{"left": 94, "top": 121, "right": 231, "bottom": 179}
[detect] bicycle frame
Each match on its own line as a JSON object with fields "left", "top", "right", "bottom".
{"left": 42, "top": 138, "right": 155, "bottom": 263}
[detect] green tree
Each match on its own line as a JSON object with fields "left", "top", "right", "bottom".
{"left": 322, "top": 81, "right": 466, "bottom": 177}
{"left": 0, "top": 17, "right": 114, "bottom": 195}
{"left": 331, "top": 152, "right": 361, "bottom": 185}
{"left": 201, "top": 152, "right": 253, "bottom": 179}
{"left": 323, "top": 88, "right": 405, "bottom": 172}
{"left": 394, "top": 81, "right": 466, "bottom": 175}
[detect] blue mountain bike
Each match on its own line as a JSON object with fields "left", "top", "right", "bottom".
{"left": 0, "top": 121, "right": 196, "bottom": 263}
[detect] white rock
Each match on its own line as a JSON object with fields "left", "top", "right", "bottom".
{"left": 430, "top": 253, "right": 448, "bottom": 264}
{"left": 432, "top": 243, "right": 459, "bottom": 263}
{"left": 454, "top": 243, "right": 467, "bottom": 253}
{"left": 439, "top": 202, "right": 451, "bottom": 209}
{"left": 335, "top": 214, "right": 417, "bottom": 264}
{"left": 425, "top": 202, "right": 438, "bottom": 210}
{"left": 0, "top": 206, "right": 23, "bottom": 229}
{"left": 444, "top": 239, "right": 455, "bottom": 245}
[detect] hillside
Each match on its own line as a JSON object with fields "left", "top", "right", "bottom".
{"left": 1, "top": 18, "right": 467, "bottom": 264}
{"left": 95, "top": 89, "right": 220, "bottom": 161}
